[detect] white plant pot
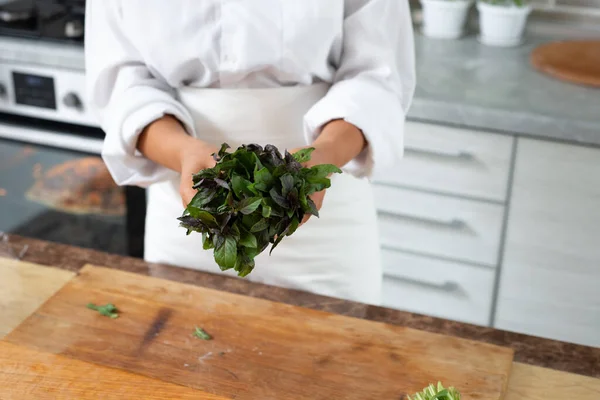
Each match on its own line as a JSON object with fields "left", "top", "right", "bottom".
{"left": 477, "top": 2, "right": 532, "bottom": 47}
{"left": 420, "top": 0, "right": 473, "bottom": 39}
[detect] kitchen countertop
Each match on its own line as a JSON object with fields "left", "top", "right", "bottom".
{"left": 2, "top": 234, "right": 599, "bottom": 379}
{"left": 408, "top": 30, "right": 600, "bottom": 146}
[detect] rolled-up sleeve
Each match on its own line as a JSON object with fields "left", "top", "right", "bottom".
{"left": 303, "top": 0, "right": 416, "bottom": 178}
{"left": 85, "top": 0, "right": 195, "bottom": 187}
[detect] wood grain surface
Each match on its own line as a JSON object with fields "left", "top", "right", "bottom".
{"left": 0, "top": 341, "right": 227, "bottom": 400}
{"left": 531, "top": 40, "right": 600, "bottom": 87}
{"left": 5, "top": 265, "right": 515, "bottom": 399}
{"left": 505, "top": 362, "right": 600, "bottom": 400}
{"left": 0, "top": 257, "right": 75, "bottom": 338}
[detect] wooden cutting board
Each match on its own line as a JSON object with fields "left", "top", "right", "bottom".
{"left": 531, "top": 40, "right": 600, "bottom": 87}
{"left": 0, "top": 341, "right": 227, "bottom": 400}
{"left": 5, "top": 265, "right": 514, "bottom": 399}
{"left": 0, "top": 257, "right": 75, "bottom": 338}
{"left": 505, "top": 363, "right": 600, "bottom": 400}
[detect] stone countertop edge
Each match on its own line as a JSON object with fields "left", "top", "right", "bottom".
{"left": 407, "top": 31, "right": 600, "bottom": 147}
{"left": 3, "top": 235, "right": 599, "bottom": 378}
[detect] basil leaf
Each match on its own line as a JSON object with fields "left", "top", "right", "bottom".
{"left": 280, "top": 174, "right": 294, "bottom": 196}
{"left": 269, "top": 188, "right": 289, "bottom": 208}
{"left": 250, "top": 218, "right": 270, "bottom": 233}
{"left": 237, "top": 197, "right": 262, "bottom": 215}
{"left": 181, "top": 142, "right": 343, "bottom": 278}
{"left": 307, "top": 164, "right": 342, "bottom": 180}
{"left": 262, "top": 203, "right": 272, "bottom": 218}
{"left": 254, "top": 167, "right": 273, "bottom": 192}
{"left": 202, "top": 233, "right": 213, "bottom": 250}
{"left": 184, "top": 209, "right": 218, "bottom": 227}
{"left": 239, "top": 228, "right": 258, "bottom": 248}
{"left": 231, "top": 175, "right": 254, "bottom": 198}
{"left": 292, "top": 147, "right": 315, "bottom": 164}
{"left": 214, "top": 236, "right": 237, "bottom": 270}
{"left": 214, "top": 178, "right": 230, "bottom": 190}
{"left": 307, "top": 197, "right": 319, "bottom": 217}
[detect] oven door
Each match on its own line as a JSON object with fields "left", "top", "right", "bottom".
{"left": 0, "top": 117, "right": 146, "bottom": 257}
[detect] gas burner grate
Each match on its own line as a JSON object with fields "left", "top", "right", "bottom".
{"left": 0, "top": 0, "right": 85, "bottom": 45}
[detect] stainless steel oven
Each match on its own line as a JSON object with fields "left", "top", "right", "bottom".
{"left": 0, "top": 0, "right": 145, "bottom": 257}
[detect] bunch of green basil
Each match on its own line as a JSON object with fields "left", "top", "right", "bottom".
{"left": 178, "top": 143, "right": 341, "bottom": 277}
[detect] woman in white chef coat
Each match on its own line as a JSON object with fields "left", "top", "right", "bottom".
{"left": 85, "top": 1, "right": 415, "bottom": 305}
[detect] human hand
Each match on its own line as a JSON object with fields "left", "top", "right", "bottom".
{"left": 179, "top": 140, "right": 219, "bottom": 207}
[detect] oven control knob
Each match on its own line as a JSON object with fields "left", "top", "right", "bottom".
{"left": 63, "top": 92, "right": 82, "bottom": 110}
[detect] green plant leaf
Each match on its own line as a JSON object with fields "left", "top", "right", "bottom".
{"left": 253, "top": 167, "right": 273, "bottom": 192}
{"left": 231, "top": 175, "right": 254, "bottom": 198}
{"left": 292, "top": 147, "right": 315, "bottom": 163}
{"left": 250, "top": 218, "right": 270, "bottom": 233}
{"left": 269, "top": 188, "right": 289, "bottom": 208}
{"left": 181, "top": 142, "right": 340, "bottom": 278}
{"left": 237, "top": 197, "right": 262, "bottom": 215}
{"left": 239, "top": 228, "right": 258, "bottom": 248}
{"left": 87, "top": 303, "right": 119, "bottom": 319}
{"left": 193, "top": 326, "right": 212, "bottom": 340}
{"left": 307, "top": 197, "right": 319, "bottom": 217}
{"left": 262, "top": 203, "right": 272, "bottom": 218}
{"left": 280, "top": 174, "right": 294, "bottom": 196}
{"left": 186, "top": 207, "right": 218, "bottom": 227}
{"left": 214, "top": 236, "right": 237, "bottom": 270}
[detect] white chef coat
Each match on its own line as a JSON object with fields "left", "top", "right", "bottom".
{"left": 84, "top": 1, "right": 416, "bottom": 304}
{"left": 85, "top": 0, "right": 416, "bottom": 185}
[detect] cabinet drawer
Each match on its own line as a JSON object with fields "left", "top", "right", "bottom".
{"left": 374, "top": 185, "right": 504, "bottom": 267}
{"left": 382, "top": 250, "right": 494, "bottom": 326}
{"left": 373, "top": 121, "right": 514, "bottom": 202}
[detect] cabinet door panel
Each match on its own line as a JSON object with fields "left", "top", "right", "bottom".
{"left": 496, "top": 138, "right": 600, "bottom": 347}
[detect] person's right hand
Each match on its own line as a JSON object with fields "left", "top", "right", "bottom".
{"left": 178, "top": 139, "right": 219, "bottom": 207}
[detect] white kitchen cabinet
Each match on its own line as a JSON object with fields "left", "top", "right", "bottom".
{"left": 374, "top": 185, "right": 505, "bottom": 267}
{"left": 382, "top": 250, "right": 494, "bottom": 326}
{"left": 495, "top": 138, "right": 600, "bottom": 347}
{"left": 373, "top": 122, "right": 514, "bottom": 202}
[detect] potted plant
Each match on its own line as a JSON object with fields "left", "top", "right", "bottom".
{"left": 420, "top": 0, "right": 473, "bottom": 40}
{"left": 477, "top": 0, "right": 532, "bottom": 47}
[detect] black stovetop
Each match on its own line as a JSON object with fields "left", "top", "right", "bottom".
{"left": 0, "top": 0, "right": 85, "bottom": 45}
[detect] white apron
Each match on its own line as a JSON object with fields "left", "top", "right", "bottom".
{"left": 145, "top": 84, "right": 382, "bottom": 305}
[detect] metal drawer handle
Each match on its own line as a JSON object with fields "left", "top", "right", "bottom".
{"left": 378, "top": 210, "right": 467, "bottom": 230}
{"left": 386, "top": 273, "right": 460, "bottom": 292}
{"left": 405, "top": 146, "right": 474, "bottom": 161}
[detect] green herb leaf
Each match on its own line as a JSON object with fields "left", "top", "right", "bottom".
{"left": 239, "top": 227, "right": 258, "bottom": 248}
{"left": 214, "top": 236, "right": 237, "bottom": 270}
{"left": 250, "top": 218, "right": 270, "bottom": 233}
{"left": 292, "top": 147, "right": 315, "bottom": 163}
{"left": 231, "top": 175, "right": 254, "bottom": 198}
{"left": 180, "top": 142, "right": 343, "bottom": 278}
{"left": 193, "top": 326, "right": 212, "bottom": 340}
{"left": 237, "top": 197, "right": 262, "bottom": 215}
{"left": 87, "top": 303, "right": 119, "bottom": 319}
{"left": 408, "top": 382, "right": 461, "bottom": 400}
{"left": 262, "top": 203, "right": 272, "bottom": 218}
{"left": 280, "top": 174, "right": 294, "bottom": 196}
{"left": 269, "top": 188, "right": 289, "bottom": 208}
{"left": 253, "top": 167, "right": 273, "bottom": 192}
{"left": 186, "top": 208, "right": 218, "bottom": 227}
